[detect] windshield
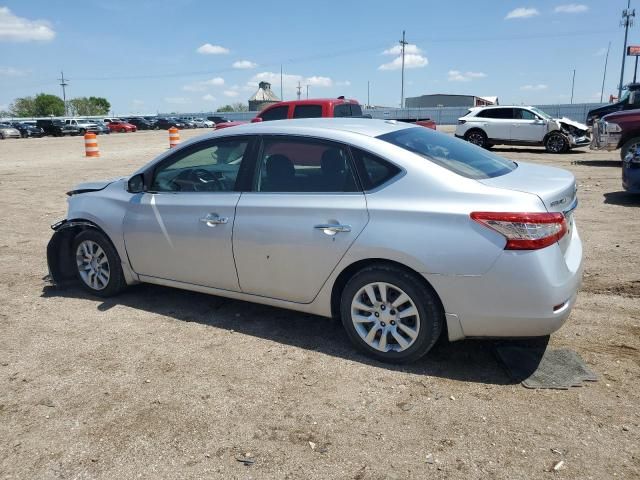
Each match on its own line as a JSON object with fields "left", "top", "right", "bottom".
{"left": 529, "top": 107, "right": 553, "bottom": 120}
{"left": 378, "top": 127, "right": 517, "bottom": 179}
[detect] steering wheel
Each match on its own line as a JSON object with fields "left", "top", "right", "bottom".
{"left": 171, "top": 168, "right": 224, "bottom": 192}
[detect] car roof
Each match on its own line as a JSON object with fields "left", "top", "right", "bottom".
{"left": 473, "top": 105, "right": 534, "bottom": 110}
{"left": 264, "top": 98, "right": 359, "bottom": 108}
{"left": 212, "top": 118, "right": 413, "bottom": 138}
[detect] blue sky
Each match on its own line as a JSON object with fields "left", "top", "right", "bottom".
{"left": 0, "top": 1, "right": 631, "bottom": 114}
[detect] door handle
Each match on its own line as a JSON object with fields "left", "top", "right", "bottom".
{"left": 200, "top": 213, "right": 228, "bottom": 227}
{"left": 314, "top": 223, "right": 351, "bottom": 235}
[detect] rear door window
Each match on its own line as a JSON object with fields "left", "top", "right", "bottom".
{"left": 293, "top": 105, "right": 323, "bottom": 118}
{"left": 478, "top": 108, "right": 513, "bottom": 119}
{"left": 334, "top": 103, "right": 363, "bottom": 117}
{"left": 260, "top": 106, "right": 289, "bottom": 121}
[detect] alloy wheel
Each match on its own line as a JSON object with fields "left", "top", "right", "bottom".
{"left": 546, "top": 134, "right": 567, "bottom": 153}
{"left": 350, "top": 282, "right": 421, "bottom": 352}
{"left": 467, "top": 132, "right": 485, "bottom": 147}
{"left": 75, "top": 240, "right": 110, "bottom": 291}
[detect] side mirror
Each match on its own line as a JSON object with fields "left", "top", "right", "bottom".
{"left": 251, "top": 117, "right": 263, "bottom": 123}
{"left": 127, "top": 173, "right": 145, "bottom": 193}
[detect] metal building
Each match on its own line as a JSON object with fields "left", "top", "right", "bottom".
{"left": 248, "top": 81, "right": 280, "bottom": 112}
{"left": 405, "top": 94, "right": 498, "bottom": 108}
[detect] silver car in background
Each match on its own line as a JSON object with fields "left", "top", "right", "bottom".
{"left": 47, "top": 119, "right": 583, "bottom": 363}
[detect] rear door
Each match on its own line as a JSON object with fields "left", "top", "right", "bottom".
{"left": 476, "top": 108, "right": 513, "bottom": 141}
{"left": 233, "top": 135, "right": 368, "bottom": 303}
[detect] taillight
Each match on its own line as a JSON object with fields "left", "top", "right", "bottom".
{"left": 470, "top": 212, "right": 567, "bottom": 250}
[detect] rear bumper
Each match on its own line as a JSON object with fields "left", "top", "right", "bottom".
{"left": 425, "top": 224, "right": 583, "bottom": 339}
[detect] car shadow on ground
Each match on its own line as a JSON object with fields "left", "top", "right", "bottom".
{"left": 604, "top": 190, "right": 640, "bottom": 206}
{"left": 490, "top": 147, "right": 584, "bottom": 155}
{"left": 572, "top": 160, "right": 621, "bottom": 168}
{"left": 40, "top": 283, "right": 543, "bottom": 386}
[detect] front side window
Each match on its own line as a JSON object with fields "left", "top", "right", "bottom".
{"left": 378, "top": 127, "right": 516, "bottom": 180}
{"left": 151, "top": 138, "right": 249, "bottom": 192}
{"left": 515, "top": 109, "right": 537, "bottom": 120}
{"left": 293, "top": 105, "right": 323, "bottom": 118}
{"left": 260, "top": 106, "right": 289, "bottom": 121}
{"left": 256, "top": 137, "right": 358, "bottom": 192}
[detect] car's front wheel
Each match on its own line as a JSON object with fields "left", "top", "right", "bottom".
{"left": 464, "top": 129, "right": 488, "bottom": 148}
{"left": 620, "top": 136, "right": 640, "bottom": 161}
{"left": 72, "top": 230, "right": 126, "bottom": 297}
{"left": 545, "top": 132, "right": 569, "bottom": 153}
{"left": 340, "top": 265, "right": 443, "bottom": 363}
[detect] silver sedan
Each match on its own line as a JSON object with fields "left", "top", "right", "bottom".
{"left": 47, "top": 118, "right": 583, "bottom": 363}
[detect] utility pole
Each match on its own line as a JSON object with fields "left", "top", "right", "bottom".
{"left": 296, "top": 81, "right": 302, "bottom": 100}
{"left": 601, "top": 41, "right": 611, "bottom": 103}
{"left": 280, "top": 65, "right": 283, "bottom": 100}
{"left": 58, "top": 71, "right": 69, "bottom": 115}
{"left": 570, "top": 69, "right": 576, "bottom": 104}
{"left": 619, "top": 0, "right": 635, "bottom": 99}
{"left": 635, "top": 55, "right": 639, "bottom": 82}
{"left": 399, "top": 30, "right": 408, "bottom": 108}
{"left": 306, "top": 85, "right": 309, "bottom": 99}
{"left": 367, "top": 80, "right": 370, "bottom": 108}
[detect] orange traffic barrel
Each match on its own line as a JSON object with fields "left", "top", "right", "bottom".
{"left": 169, "top": 127, "right": 180, "bottom": 148}
{"left": 84, "top": 132, "right": 99, "bottom": 157}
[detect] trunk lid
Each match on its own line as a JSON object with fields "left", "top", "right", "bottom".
{"left": 478, "top": 162, "right": 577, "bottom": 253}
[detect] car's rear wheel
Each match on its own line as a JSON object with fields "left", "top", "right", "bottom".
{"left": 545, "top": 132, "right": 569, "bottom": 153}
{"left": 72, "top": 230, "right": 126, "bottom": 297}
{"left": 340, "top": 265, "right": 443, "bottom": 363}
{"left": 464, "top": 129, "right": 488, "bottom": 148}
{"left": 120, "top": 128, "right": 126, "bottom": 133}
{"left": 620, "top": 137, "right": 640, "bottom": 161}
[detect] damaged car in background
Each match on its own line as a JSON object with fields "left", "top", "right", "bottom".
{"left": 456, "top": 105, "right": 590, "bottom": 153}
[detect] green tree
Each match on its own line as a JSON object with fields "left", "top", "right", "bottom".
{"left": 10, "top": 96, "right": 36, "bottom": 117}
{"left": 68, "top": 97, "right": 111, "bottom": 116}
{"left": 88, "top": 96, "right": 110, "bottom": 115}
{"left": 32, "top": 93, "right": 65, "bottom": 116}
{"left": 217, "top": 104, "right": 234, "bottom": 112}
{"left": 217, "top": 102, "right": 248, "bottom": 112}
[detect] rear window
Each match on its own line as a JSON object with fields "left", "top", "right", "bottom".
{"left": 377, "top": 127, "right": 516, "bottom": 179}
{"left": 293, "top": 105, "right": 323, "bottom": 118}
{"left": 333, "top": 103, "right": 363, "bottom": 117}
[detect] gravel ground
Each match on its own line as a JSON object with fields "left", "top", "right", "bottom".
{"left": 0, "top": 128, "right": 638, "bottom": 479}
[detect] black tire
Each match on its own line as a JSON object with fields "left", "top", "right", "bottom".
{"left": 120, "top": 128, "right": 126, "bottom": 133}
{"left": 79, "top": 129, "right": 86, "bottom": 135}
{"left": 72, "top": 229, "right": 126, "bottom": 297}
{"left": 464, "top": 129, "right": 488, "bottom": 148}
{"left": 545, "top": 132, "right": 569, "bottom": 153}
{"left": 340, "top": 264, "right": 444, "bottom": 364}
{"left": 620, "top": 137, "right": 640, "bottom": 161}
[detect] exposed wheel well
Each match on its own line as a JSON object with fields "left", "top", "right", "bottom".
{"left": 47, "top": 219, "right": 117, "bottom": 285}
{"left": 330, "top": 258, "right": 445, "bottom": 322}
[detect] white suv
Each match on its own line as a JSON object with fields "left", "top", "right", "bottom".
{"left": 455, "top": 106, "right": 590, "bottom": 153}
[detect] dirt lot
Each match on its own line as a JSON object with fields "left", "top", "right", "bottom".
{"left": 0, "top": 129, "right": 638, "bottom": 479}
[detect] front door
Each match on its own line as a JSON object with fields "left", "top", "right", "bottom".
{"left": 511, "top": 108, "right": 548, "bottom": 142}
{"left": 123, "top": 136, "right": 253, "bottom": 290}
{"left": 233, "top": 136, "right": 368, "bottom": 303}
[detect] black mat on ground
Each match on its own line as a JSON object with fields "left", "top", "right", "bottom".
{"left": 495, "top": 345, "right": 597, "bottom": 389}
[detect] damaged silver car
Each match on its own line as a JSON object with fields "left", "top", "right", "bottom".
{"left": 455, "top": 106, "right": 590, "bottom": 153}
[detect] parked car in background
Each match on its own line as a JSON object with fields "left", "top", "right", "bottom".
{"left": 254, "top": 97, "right": 364, "bottom": 122}
{"left": 192, "top": 118, "right": 211, "bottom": 128}
{"left": 586, "top": 82, "right": 640, "bottom": 126}
{"left": 155, "top": 117, "right": 186, "bottom": 130}
{"left": 179, "top": 118, "right": 197, "bottom": 129}
{"left": 64, "top": 118, "right": 100, "bottom": 135}
{"left": 0, "top": 123, "right": 21, "bottom": 139}
{"left": 47, "top": 118, "right": 582, "bottom": 364}
{"left": 456, "top": 106, "right": 590, "bottom": 153}
{"left": 103, "top": 118, "right": 120, "bottom": 124}
{"left": 108, "top": 120, "right": 137, "bottom": 133}
{"left": 207, "top": 115, "right": 231, "bottom": 125}
{"left": 36, "top": 119, "right": 80, "bottom": 137}
{"left": 11, "top": 122, "right": 44, "bottom": 138}
{"left": 591, "top": 109, "right": 640, "bottom": 161}
{"left": 214, "top": 120, "right": 246, "bottom": 130}
{"left": 87, "top": 120, "right": 110, "bottom": 135}
{"left": 126, "top": 117, "right": 155, "bottom": 130}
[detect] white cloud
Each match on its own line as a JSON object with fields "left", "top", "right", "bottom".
{"left": 379, "top": 53, "right": 428, "bottom": 71}
{"left": 554, "top": 4, "right": 588, "bottom": 13}
{"left": 306, "top": 76, "right": 333, "bottom": 87}
{"left": 223, "top": 90, "right": 239, "bottom": 97}
{"left": 505, "top": 7, "right": 540, "bottom": 19}
{"left": 382, "top": 44, "right": 422, "bottom": 56}
{"left": 0, "top": 66, "right": 28, "bottom": 76}
{"left": 448, "top": 70, "right": 487, "bottom": 82}
{"left": 520, "top": 84, "right": 548, "bottom": 90}
{"left": 202, "top": 94, "right": 216, "bottom": 101}
{"left": 196, "top": 43, "right": 229, "bottom": 55}
{"left": 594, "top": 47, "right": 608, "bottom": 57}
{"left": 0, "top": 7, "right": 55, "bottom": 42}
{"left": 164, "top": 97, "right": 190, "bottom": 105}
{"left": 232, "top": 60, "right": 257, "bottom": 69}
{"left": 182, "top": 76, "right": 225, "bottom": 91}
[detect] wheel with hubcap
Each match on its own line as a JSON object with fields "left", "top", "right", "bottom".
{"left": 340, "top": 265, "right": 443, "bottom": 363}
{"left": 72, "top": 229, "right": 125, "bottom": 297}
{"left": 620, "top": 136, "right": 640, "bottom": 161}
{"left": 545, "top": 132, "right": 569, "bottom": 153}
{"left": 464, "top": 129, "right": 488, "bottom": 148}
